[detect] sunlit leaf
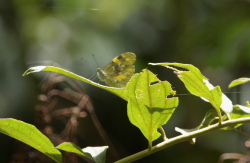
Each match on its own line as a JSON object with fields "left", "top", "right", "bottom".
{"left": 229, "top": 77, "right": 250, "bottom": 88}
{"left": 231, "top": 105, "right": 250, "bottom": 119}
{"left": 220, "top": 94, "right": 233, "bottom": 115}
{"left": 149, "top": 63, "right": 233, "bottom": 115}
{"left": 223, "top": 105, "right": 250, "bottom": 129}
{"left": 23, "top": 66, "right": 179, "bottom": 143}
{"left": 126, "top": 69, "right": 178, "bottom": 143}
{"left": 23, "top": 66, "right": 127, "bottom": 100}
{"left": 82, "top": 146, "right": 109, "bottom": 163}
{"left": 0, "top": 119, "right": 62, "bottom": 163}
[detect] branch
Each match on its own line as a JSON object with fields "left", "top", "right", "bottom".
{"left": 115, "top": 117, "right": 250, "bottom": 163}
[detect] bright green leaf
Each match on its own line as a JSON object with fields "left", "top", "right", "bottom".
{"left": 23, "top": 66, "right": 180, "bottom": 144}
{"left": 126, "top": 69, "right": 178, "bottom": 143}
{"left": 149, "top": 63, "right": 233, "bottom": 116}
{"left": 23, "top": 66, "right": 127, "bottom": 100}
{"left": 0, "top": 119, "right": 62, "bottom": 163}
{"left": 229, "top": 77, "right": 250, "bottom": 88}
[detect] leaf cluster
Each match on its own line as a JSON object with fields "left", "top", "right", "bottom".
{"left": 1, "top": 62, "right": 250, "bottom": 163}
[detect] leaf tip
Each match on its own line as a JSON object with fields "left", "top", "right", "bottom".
{"left": 22, "top": 66, "right": 47, "bottom": 76}
{"left": 148, "top": 63, "right": 158, "bottom": 66}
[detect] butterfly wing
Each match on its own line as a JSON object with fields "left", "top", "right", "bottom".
{"left": 97, "top": 52, "right": 136, "bottom": 88}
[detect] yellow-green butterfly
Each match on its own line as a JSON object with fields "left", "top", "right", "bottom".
{"left": 97, "top": 52, "right": 136, "bottom": 88}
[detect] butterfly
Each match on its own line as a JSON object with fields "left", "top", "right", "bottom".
{"left": 97, "top": 52, "right": 136, "bottom": 88}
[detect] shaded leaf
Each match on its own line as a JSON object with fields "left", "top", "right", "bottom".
{"left": 56, "top": 142, "right": 108, "bottom": 163}
{"left": 0, "top": 119, "right": 62, "bottom": 163}
{"left": 56, "top": 142, "right": 93, "bottom": 161}
{"left": 199, "top": 109, "right": 219, "bottom": 128}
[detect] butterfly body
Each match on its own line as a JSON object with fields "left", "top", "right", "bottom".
{"left": 97, "top": 52, "right": 136, "bottom": 88}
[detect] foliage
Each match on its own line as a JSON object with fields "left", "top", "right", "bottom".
{"left": 1, "top": 1, "right": 250, "bottom": 162}
{"left": 7, "top": 61, "right": 248, "bottom": 162}
{"left": 0, "top": 119, "right": 62, "bottom": 163}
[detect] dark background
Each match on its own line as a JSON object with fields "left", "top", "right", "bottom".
{"left": 1, "top": 0, "right": 250, "bottom": 162}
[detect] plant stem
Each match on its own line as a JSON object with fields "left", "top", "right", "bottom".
{"left": 114, "top": 117, "right": 250, "bottom": 163}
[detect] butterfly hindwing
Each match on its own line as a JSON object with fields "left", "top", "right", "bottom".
{"left": 97, "top": 52, "right": 136, "bottom": 88}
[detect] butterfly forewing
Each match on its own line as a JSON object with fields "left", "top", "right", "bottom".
{"left": 97, "top": 52, "right": 136, "bottom": 88}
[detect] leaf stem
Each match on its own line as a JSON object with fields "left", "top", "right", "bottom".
{"left": 158, "top": 127, "right": 167, "bottom": 141}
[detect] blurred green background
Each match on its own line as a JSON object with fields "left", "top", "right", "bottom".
{"left": 1, "top": 0, "right": 250, "bottom": 162}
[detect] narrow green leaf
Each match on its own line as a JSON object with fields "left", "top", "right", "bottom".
{"left": 0, "top": 119, "right": 62, "bottom": 163}
{"left": 149, "top": 63, "right": 233, "bottom": 115}
{"left": 229, "top": 77, "right": 250, "bottom": 88}
{"left": 199, "top": 109, "right": 218, "bottom": 128}
{"left": 23, "top": 66, "right": 127, "bottom": 100}
{"left": 126, "top": 69, "right": 178, "bottom": 143}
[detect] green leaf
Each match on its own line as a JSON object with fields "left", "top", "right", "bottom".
{"left": 23, "top": 66, "right": 179, "bottom": 144}
{"left": 82, "top": 146, "right": 109, "bottom": 163}
{"left": 0, "top": 119, "right": 62, "bottom": 163}
{"left": 231, "top": 105, "right": 250, "bottom": 119}
{"left": 229, "top": 77, "right": 250, "bottom": 88}
{"left": 126, "top": 69, "right": 178, "bottom": 143}
{"left": 149, "top": 63, "right": 233, "bottom": 116}
{"left": 23, "top": 66, "right": 127, "bottom": 100}
{"left": 56, "top": 142, "right": 108, "bottom": 163}
{"left": 223, "top": 105, "right": 250, "bottom": 129}
{"left": 56, "top": 142, "right": 93, "bottom": 160}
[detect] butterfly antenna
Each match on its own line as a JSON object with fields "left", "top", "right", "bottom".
{"left": 81, "top": 57, "right": 98, "bottom": 68}
{"left": 80, "top": 55, "right": 99, "bottom": 81}
{"left": 92, "top": 54, "right": 100, "bottom": 68}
